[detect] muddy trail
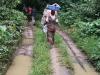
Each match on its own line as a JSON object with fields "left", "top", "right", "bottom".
{"left": 5, "top": 22, "right": 34, "bottom": 75}
{"left": 50, "top": 47, "right": 71, "bottom": 75}
{"left": 5, "top": 20, "right": 99, "bottom": 75}
{"left": 56, "top": 27, "right": 99, "bottom": 75}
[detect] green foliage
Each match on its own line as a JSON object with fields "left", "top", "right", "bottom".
{"left": 31, "top": 26, "right": 52, "bottom": 75}
{"left": 59, "top": 11, "right": 78, "bottom": 27}
{"left": 75, "top": 0, "right": 96, "bottom": 17}
{"left": 0, "top": 0, "right": 21, "bottom": 8}
{"left": 59, "top": 0, "right": 72, "bottom": 11}
{"left": 0, "top": 7, "right": 26, "bottom": 21}
{"left": 77, "top": 5, "right": 95, "bottom": 17}
{"left": 75, "top": 19, "right": 100, "bottom": 37}
{"left": 0, "top": 0, "right": 25, "bottom": 75}
{"left": 59, "top": 0, "right": 100, "bottom": 18}
{"left": 0, "top": 21, "right": 25, "bottom": 75}
{"left": 81, "top": 37, "right": 100, "bottom": 72}
{"left": 0, "top": 6, "right": 26, "bottom": 75}
{"left": 0, "top": 25, "right": 19, "bottom": 75}
{"left": 59, "top": 0, "right": 100, "bottom": 72}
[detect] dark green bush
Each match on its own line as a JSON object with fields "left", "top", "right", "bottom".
{"left": 74, "top": 19, "right": 100, "bottom": 37}
{"left": 0, "top": 7, "right": 26, "bottom": 75}
{"left": 0, "top": 7, "right": 26, "bottom": 21}
{"left": 59, "top": 11, "right": 79, "bottom": 27}
{"left": 0, "top": 0, "right": 21, "bottom": 8}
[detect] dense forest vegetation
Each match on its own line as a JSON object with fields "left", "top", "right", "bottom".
{"left": 59, "top": 0, "right": 100, "bottom": 72}
{"left": 0, "top": 0, "right": 26, "bottom": 75}
{"left": 0, "top": 0, "right": 100, "bottom": 75}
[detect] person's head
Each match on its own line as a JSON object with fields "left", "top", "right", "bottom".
{"left": 51, "top": 10, "right": 55, "bottom": 16}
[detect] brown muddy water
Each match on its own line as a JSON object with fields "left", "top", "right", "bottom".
{"left": 6, "top": 23, "right": 34, "bottom": 75}
{"left": 6, "top": 55, "right": 32, "bottom": 75}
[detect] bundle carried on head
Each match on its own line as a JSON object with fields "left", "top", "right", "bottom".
{"left": 47, "top": 3, "right": 61, "bottom": 11}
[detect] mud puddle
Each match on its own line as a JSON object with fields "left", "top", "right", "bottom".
{"left": 6, "top": 23, "right": 34, "bottom": 75}
{"left": 6, "top": 55, "right": 32, "bottom": 75}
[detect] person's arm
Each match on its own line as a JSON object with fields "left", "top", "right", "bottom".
{"left": 55, "top": 11, "right": 59, "bottom": 23}
{"left": 55, "top": 15, "right": 58, "bottom": 23}
{"left": 41, "top": 17, "right": 44, "bottom": 25}
{"left": 41, "top": 15, "right": 47, "bottom": 26}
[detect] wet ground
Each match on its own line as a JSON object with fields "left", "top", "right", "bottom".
{"left": 6, "top": 23, "right": 34, "bottom": 75}
{"left": 56, "top": 28, "right": 99, "bottom": 75}
{"left": 50, "top": 48, "right": 70, "bottom": 75}
{"left": 5, "top": 23, "right": 99, "bottom": 75}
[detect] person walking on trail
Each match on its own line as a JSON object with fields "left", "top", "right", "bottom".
{"left": 41, "top": 3, "right": 61, "bottom": 46}
{"left": 32, "top": 7, "right": 36, "bottom": 19}
{"left": 23, "top": 6, "right": 32, "bottom": 21}
{"left": 31, "top": 7, "right": 36, "bottom": 25}
{"left": 41, "top": 3, "right": 60, "bottom": 32}
{"left": 26, "top": 6, "right": 32, "bottom": 22}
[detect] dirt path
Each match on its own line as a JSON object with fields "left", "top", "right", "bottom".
{"left": 50, "top": 47, "right": 71, "bottom": 75}
{"left": 56, "top": 28, "right": 99, "bottom": 75}
{"left": 6, "top": 22, "right": 34, "bottom": 75}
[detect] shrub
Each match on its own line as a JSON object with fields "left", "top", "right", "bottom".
{"left": 0, "top": 0, "right": 21, "bottom": 8}
{"left": 75, "top": 19, "right": 100, "bottom": 37}
{"left": 59, "top": 11, "right": 79, "bottom": 27}
{"left": 0, "top": 7, "right": 26, "bottom": 75}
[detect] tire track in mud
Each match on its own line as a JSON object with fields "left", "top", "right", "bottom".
{"left": 56, "top": 27, "right": 99, "bottom": 75}
{"left": 50, "top": 47, "right": 71, "bottom": 75}
{"left": 6, "top": 22, "right": 34, "bottom": 75}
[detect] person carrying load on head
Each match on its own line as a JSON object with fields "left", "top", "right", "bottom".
{"left": 41, "top": 3, "right": 61, "bottom": 33}
{"left": 41, "top": 3, "right": 61, "bottom": 46}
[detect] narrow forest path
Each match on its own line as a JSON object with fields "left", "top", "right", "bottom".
{"left": 5, "top": 22, "right": 34, "bottom": 75}
{"left": 5, "top": 21, "right": 99, "bottom": 75}
{"left": 50, "top": 47, "right": 70, "bottom": 75}
{"left": 56, "top": 27, "right": 99, "bottom": 75}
